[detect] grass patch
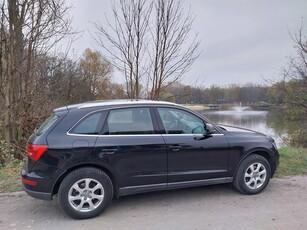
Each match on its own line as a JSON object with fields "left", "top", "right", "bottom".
{"left": 276, "top": 147, "right": 307, "bottom": 177}
{"left": 0, "top": 160, "right": 23, "bottom": 193}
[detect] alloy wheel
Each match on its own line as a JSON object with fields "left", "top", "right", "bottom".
{"left": 244, "top": 163, "right": 267, "bottom": 190}
{"left": 68, "top": 178, "right": 105, "bottom": 212}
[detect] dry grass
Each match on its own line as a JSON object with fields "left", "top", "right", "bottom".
{"left": 0, "top": 161, "right": 23, "bottom": 193}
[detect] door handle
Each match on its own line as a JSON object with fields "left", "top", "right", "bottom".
{"left": 169, "top": 145, "right": 182, "bottom": 152}
{"left": 101, "top": 149, "right": 118, "bottom": 155}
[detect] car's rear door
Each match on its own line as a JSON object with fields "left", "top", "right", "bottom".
{"left": 94, "top": 106, "right": 167, "bottom": 196}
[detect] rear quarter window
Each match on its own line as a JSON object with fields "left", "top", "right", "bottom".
{"left": 36, "top": 114, "right": 59, "bottom": 136}
{"left": 70, "top": 111, "right": 107, "bottom": 135}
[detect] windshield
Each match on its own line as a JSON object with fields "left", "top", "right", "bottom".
{"left": 36, "top": 114, "right": 59, "bottom": 136}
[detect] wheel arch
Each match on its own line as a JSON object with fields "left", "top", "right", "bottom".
{"left": 233, "top": 150, "right": 275, "bottom": 178}
{"left": 52, "top": 164, "right": 119, "bottom": 198}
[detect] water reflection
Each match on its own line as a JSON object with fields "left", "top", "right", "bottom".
{"left": 200, "top": 110, "right": 286, "bottom": 147}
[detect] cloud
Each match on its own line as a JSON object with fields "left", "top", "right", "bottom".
{"left": 66, "top": 0, "right": 307, "bottom": 86}
{"left": 181, "top": 0, "right": 307, "bottom": 86}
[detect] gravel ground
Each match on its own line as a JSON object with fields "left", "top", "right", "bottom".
{"left": 0, "top": 176, "right": 307, "bottom": 230}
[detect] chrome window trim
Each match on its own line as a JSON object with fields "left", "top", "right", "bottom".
{"left": 161, "top": 133, "right": 224, "bottom": 136}
{"left": 66, "top": 104, "right": 224, "bottom": 137}
{"left": 66, "top": 133, "right": 224, "bottom": 137}
{"left": 78, "top": 100, "right": 177, "bottom": 109}
{"left": 66, "top": 133, "right": 100, "bottom": 137}
{"left": 67, "top": 109, "right": 108, "bottom": 136}
{"left": 67, "top": 106, "right": 157, "bottom": 136}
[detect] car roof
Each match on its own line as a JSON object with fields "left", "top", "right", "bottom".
{"left": 54, "top": 99, "right": 179, "bottom": 113}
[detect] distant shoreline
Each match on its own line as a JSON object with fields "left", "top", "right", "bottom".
{"left": 181, "top": 104, "right": 208, "bottom": 111}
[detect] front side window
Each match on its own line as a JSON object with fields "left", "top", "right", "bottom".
{"left": 157, "top": 108, "right": 204, "bottom": 134}
{"left": 71, "top": 112, "right": 106, "bottom": 135}
{"left": 106, "top": 108, "right": 154, "bottom": 135}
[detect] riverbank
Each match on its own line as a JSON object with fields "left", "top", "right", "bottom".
{"left": 0, "top": 147, "right": 306, "bottom": 193}
{"left": 276, "top": 147, "right": 307, "bottom": 177}
{"left": 181, "top": 104, "right": 208, "bottom": 111}
{"left": 182, "top": 103, "right": 270, "bottom": 111}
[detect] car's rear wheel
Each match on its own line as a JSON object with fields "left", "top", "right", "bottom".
{"left": 58, "top": 167, "right": 113, "bottom": 219}
{"left": 233, "top": 154, "right": 271, "bottom": 194}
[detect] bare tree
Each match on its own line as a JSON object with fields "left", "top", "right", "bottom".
{"left": 269, "top": 24, "right": 307, "bottom": 120}
{"left": 94, "top": 0, "right": 199, "bottom": 100}
{"left": 0, "top": 0, "right": 73, "bottom": 152}
{"left": 267, "top": 24, "right": 307, "bottom": 147}
{"left": 94, "top": 0, "right": 152, "bottom": 99}
{"left": 148, "top": 0, "right": 200, "bottom": 100}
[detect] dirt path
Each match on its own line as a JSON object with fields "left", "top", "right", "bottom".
{"left": 0, "top": 176, "right": 306, "bottom": 230}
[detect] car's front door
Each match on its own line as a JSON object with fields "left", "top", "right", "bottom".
{"left": 155, "top": 107, "right": 230, "bottom": 188}
{"left": 94, "top": 107, "right": 167, "bottom": 196}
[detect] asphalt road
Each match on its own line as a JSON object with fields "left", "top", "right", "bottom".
{"left": 0, "top": 176, "right": 307, "bottom": 230}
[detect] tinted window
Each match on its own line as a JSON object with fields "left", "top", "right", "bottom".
{"left": 106, "top": 108, "right": 154, "bottom": 135}
{"left": 36, "top": 114, "right": 59, "bottom": 136}
{"left": 157, "top": 108, "right": 204, "bottom": 134}
{"left": 72, "top": 112, "right": 106, "bottom": 135}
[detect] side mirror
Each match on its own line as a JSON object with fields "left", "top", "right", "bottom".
{"left": 205, "top": 123, "right": 215, "bottom": 136}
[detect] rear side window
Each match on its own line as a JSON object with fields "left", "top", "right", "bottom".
{"left": 106, "top": 108, "right": 154, "bottom": 135}
{"left": 71, "top": 111, "right": 107, "bottom": 135}
{"left": 36, "top": 114, "right": 59, "bottom": 136}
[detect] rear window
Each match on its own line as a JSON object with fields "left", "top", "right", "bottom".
{"left": 36, "top": 114, "right": 59, "bottom": 136}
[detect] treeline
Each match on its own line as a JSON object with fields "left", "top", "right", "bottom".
{"left": 0, "top": 45, "right": 272, "bottom": 160}
{"left": 0, "top": 44, "right": 305, "bottom": 155}
{"left": 0, "top": 48, "right": 125, "bottom": 152}
{"left": 0, "top": 0, "right": 73, "bottom": 156}
{"left": 164, "top": 83, "right": 269, "bottom": 104}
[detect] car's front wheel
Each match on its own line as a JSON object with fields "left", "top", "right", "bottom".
{"left": 233, "top": 154, "right": 271, "bottom": 194}
{"left": 58, "top": 167, "right": 113, "bottom": 219}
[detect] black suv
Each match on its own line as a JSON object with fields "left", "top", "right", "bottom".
{"left": 22, "top": 100, "right": 279, "bottom": 219}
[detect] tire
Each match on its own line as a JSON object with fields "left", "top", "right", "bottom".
{"left": 58, "top": 167, "right": 113, "bottom": 219}
{"left": 233, "top": 154, "right": 271, "bottom": 195}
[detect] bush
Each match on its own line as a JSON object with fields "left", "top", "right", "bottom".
{"left": 289, "top": 129, "right": 307, "bottom": 148}
{"left": 0, "top": 140, "right": 17, "bottom": 167}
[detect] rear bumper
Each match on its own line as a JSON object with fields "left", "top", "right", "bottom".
{"left": 21, "top": 163, "right": 53, "bottom": 200}
{"left": 22, "top": 184, "right": 52, "bottom": 200}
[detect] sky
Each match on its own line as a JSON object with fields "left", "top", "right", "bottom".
{"left": 65, "top": 0, "right": 307, "bottom": 87}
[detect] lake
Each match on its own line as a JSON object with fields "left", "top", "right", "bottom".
{"left": 197, "top": 108, "right": 288, "bottom": 148}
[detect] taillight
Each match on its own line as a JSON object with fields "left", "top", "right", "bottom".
{"left": 22, "top": 178, "right": 38, "bottom": 186}
{"left": 27, "top": 144, "right": 48, "bottom": 161}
